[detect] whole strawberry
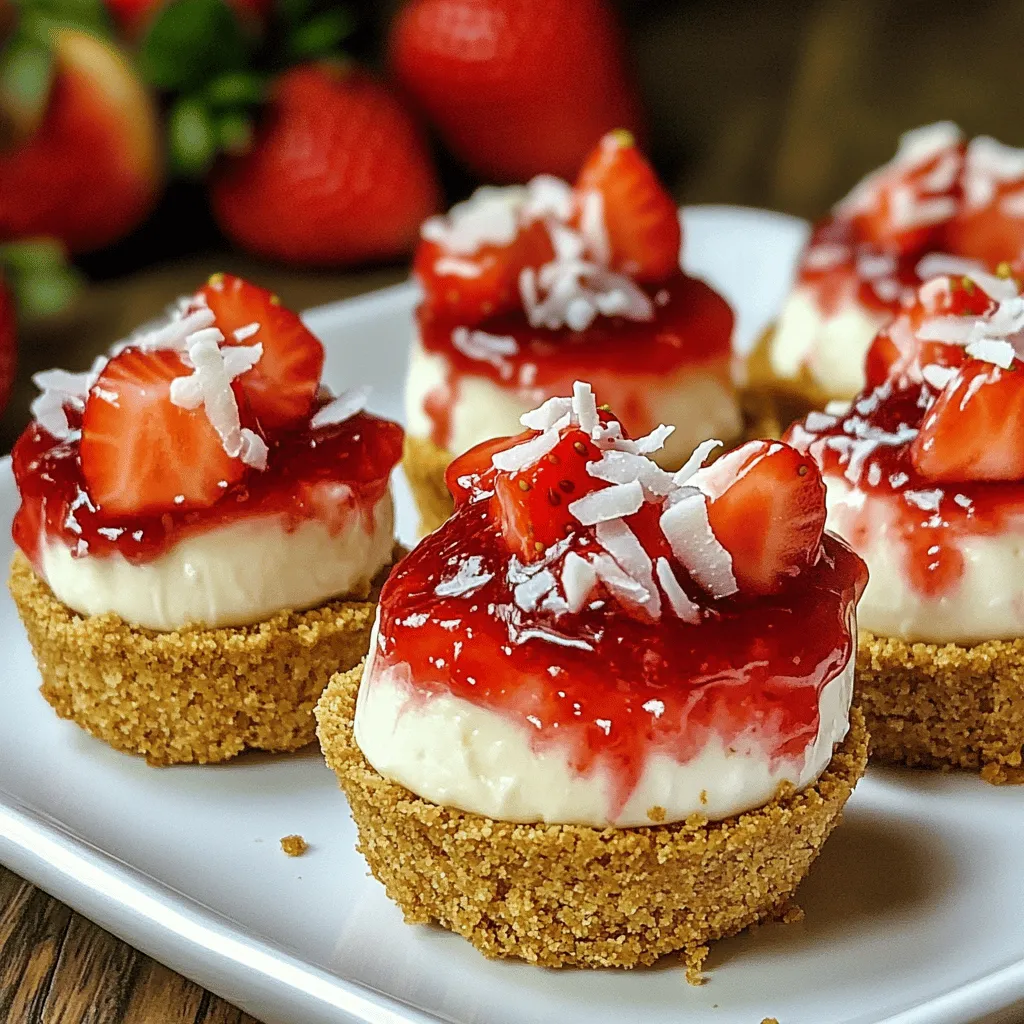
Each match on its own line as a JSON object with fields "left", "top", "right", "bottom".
{"left": 0, "top": 29, "right": 162, "bottom": 253}
{"left": 209, "top": 64, "right": 441, "bottom": 266}
{"left": 0, "top": 276, "right": 15, "bottom": 414}
{"left": 389, "top": 0, "right": 644, "bottom": 182}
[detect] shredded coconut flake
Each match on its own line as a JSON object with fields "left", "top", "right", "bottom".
{"left": 659, "top": 490, "right": 737, "bottom": 598}
{"left": 568, "top": 480, "right": 644, "bottom": 526}
{"left": 513, "top": 569, "right": 557, "bottom": 612}
{"left": 672, "top": 439, "right": 722, "bottom": 486}
{"left": 921, "top": 364, "right": 959, "bottom": 390}
{"left": 965, "top": 338, "right": 1016, "bottom": 369}
{"left": 492, "top": 428, "right": 561, "bottom": 472}
{"left": 520, "top": 396, "right": 572, "bottom": 431}
{"left": 452, "top": 327, "right": 518, "bottom": 378}
{"left": 595, "top": 519, "right": 660, "bottom": 617}
{"left": 561, "top": 551, "right": 598, "bottom": 613}
{"left": 310, "top": 385, "right": 371, "bottom": 429}
{"left": 904, "top": 488, "right": 944, "bottom": 512}
{"left": 572, "top": 380, "right": 599, "bottom": 434}
{"left": 239, "top": 428, "right": 268, "bottom": 470}
{"left": 435, "top": 555, "right": 494, "bottom": 597}
{"left": 655, "top": 557, "right": 700, "bottom": 624}
{"left": 232, "top": 322, "right": 260, "bottom": 342}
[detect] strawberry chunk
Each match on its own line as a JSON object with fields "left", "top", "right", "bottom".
{"left": 911, "top": 360, "right": 1024, "bottom": 481}
{"left": 197, "top": 274, "right": 324, "bottom": 431}
{"left": 575, "top": 130, "right": 681, "bottom": 283}
{"left": 695, "top": 440, "right": 826, "bottom": 595}
{"left": 491, "top": 427, "right": 606, "bottom": 560}
{"left": 841, "top": 127, "right": 964, "bottom": 256}
{"left": 865, "top": 274, "right": 997, "bottom": 387}
{"left": 415, "top": 218, "right": 555, "bottom": 327}
{"left": 445, "top": 430, "right": 531, "bottom": 507}
{"left": 80, "top": 348, "right": 246, "bottom": 517}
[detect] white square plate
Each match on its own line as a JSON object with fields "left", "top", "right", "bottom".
{"left": 2, "top": 207, "right": 1023, "bottom": 1024}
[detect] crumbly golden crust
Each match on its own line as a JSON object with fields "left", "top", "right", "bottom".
{"left": 8, "top": 550, "right": 389, "bottom": 766}
{"left": 280, "top": 834, "right": 309, "bottom": 856}
{"left": 738, "top": 325, "right": 832, "bottom": 437}
{"left": 316, "top": 662, "right": 868, "bottom": 969}
{"left": 857, "top": 629, "right": 1024, "bottom": 783}
{"left": 403, "top": 433, "right": 457, "bottom": 537}
{"left": 403, "top": 398, "right": 793, "bottom": 538}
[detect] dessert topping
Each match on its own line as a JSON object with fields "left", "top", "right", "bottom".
{"left": 416, "top": 131, "right": 679, "bottom": 332}
{"left": 446, "top": 383, "right": 828, "bottom": 625}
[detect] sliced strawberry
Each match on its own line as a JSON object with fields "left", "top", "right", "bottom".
{"left": 415, "top": 218, "right": 554, "bottom": 326}
{"left": 841, "top": 128, "right": 964, "bottom": 256}
{"left": 575, "top": 130, "right": 680, "bottom": 283}
{"left": 911, "top": 360, "right": 1024, "bottom": 481}
{"left": 491, "top": 427, "right": 606, "bottom": 561}
{"left": 197, "top": 273, "right": 324, "bottom": 431}
{"left": 865, "top": 275, "right": 997, "bottom": 386}
{"left": 695, "top": 440, "right": 826, "bottom": 595}
{"left": 80, "top": 348, "right": 246, "bottom": 516}
{"left": 445, "top": 429, "right": 531, "bottom": 506}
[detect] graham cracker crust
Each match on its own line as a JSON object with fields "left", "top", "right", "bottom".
{"left": 9, "top": 549, "right": 388, "bottom": 765}
{"left": 316, "top": 661, "right": 868, "bottom": 969}
{"left": 858, "top": 629, "right": 1024, "bottom": 783}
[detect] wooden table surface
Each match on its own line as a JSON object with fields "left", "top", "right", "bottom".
{"left": 5, "top": 0, "right": 1024, "bottom": 1019}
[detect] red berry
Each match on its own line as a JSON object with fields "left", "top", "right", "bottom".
{"left": 0, "top": 30, "right": 161, "bottom": 254}
{"left": 491, "top": 427, "right": 606, "bottom": 561}
{"left": 444, "top": 429, "right": 530, "bottom": 506}
{"left": 575, "top": 130, "right": 680, "bottom": 283}
{"left": 80, "top": 348, "right": 246, "bottom": 516}
{"left": 842, "top": 130, "right": 963, "bottom": 257}
{"left": 389, "top": 0, "right": 644, "bottom": 182}
{"left": 697, "top": 440, "right": 826, "bottom": 596}
{"left": 911, "top": 360, "right": 1024, "bottom": 482}
{"left": 210, "top": 64, "right": 441, "bottom": 266}
{"left": 0, "top": 279, "right": 16, "bottom": 415}
{"left": 415, "top": 218, "right": 555, "bottom": 326}
{"left": 197, "top": 273, "right": 324, "bottom": 431}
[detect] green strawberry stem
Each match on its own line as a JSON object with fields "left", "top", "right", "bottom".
{"left": 0, "top": 238, "right": 81, "bottom": 319}
{"left": 168, "top": 93, "right": 217, "bottom": 175}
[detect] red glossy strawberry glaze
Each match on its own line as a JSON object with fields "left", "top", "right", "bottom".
{"left": 372, "top": 505, "right": 865, "bottom": 815}
{"left": 416, "top": 271, "right": 734, "bottom": 450}
{"left": 11, "top": 408, "right": 403, "bottom": 571}
{"left": 787, "top": 380, "right": 1024, "bottom": 597}
{"left": 795, "top": 218, "right": 927, "bottom": 320}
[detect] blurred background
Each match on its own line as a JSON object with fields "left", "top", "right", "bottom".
{"left": 2, "top": 0, "right": 1023, "bottom": 450}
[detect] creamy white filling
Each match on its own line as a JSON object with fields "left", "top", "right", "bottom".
{"left": 404, "top": 333, "right": 742, "bottom": 470}
{"left": 39, "top": 491, "right": 394, "bottom": 631}
{"left": 354, "top": 615, "right": 854, "bottom": 828}
{"left": 825, "top": 474, "right": 1024, "bottom": 643}
{"left": 770, "top": 285, "right": 891, "bottom": 400}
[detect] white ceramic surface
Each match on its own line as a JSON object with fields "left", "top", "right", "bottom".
{"left": 2, "top": 206, "right": 1023, "bottom": 1024}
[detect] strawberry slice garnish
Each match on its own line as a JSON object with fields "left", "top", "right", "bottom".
{"left": 865, "top": 274, "right": 997, "bottom": 387}
{"left": 80, "top": 348, "right": 246, "bottom": 517}
{"left": 445, "top": 430, "right": 531, "bottom": 507}
{"left": 840, "top": 126, "right": 964, "bottom": 256}
{"left": 198, "top": 274, "right": 324, "bottom": 431}
{"left": 415, "top": 219, "right": 555, "bottom": 327}
{"left": 695, "top": 440, "right": 826, "bottom": 595}
{"left": 911, "top": 359, "right": 1024, "bottom": 481}
{"left": 575, "top": 129, "right": 680, "bottom": 283}
{"left": 491, "top": 426, "right": 606, "bottom": 561}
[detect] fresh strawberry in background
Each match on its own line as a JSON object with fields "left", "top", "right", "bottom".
{"left": 389, "top": 0, "right": 644, "bottom": 182}
{"left": 107, "top": 0, "right": 270, "bottom": 44}
{"left": 209, "top": 63, "right": 441, "bottom": 265}
{"left": 0, "top": 27, "right": 163, "bottom": 253}
{"left": 575, "top": 129, "right": 680, "bottom": 282}
{"left": 0, "top": 274, "right": 16, "bottom": 413}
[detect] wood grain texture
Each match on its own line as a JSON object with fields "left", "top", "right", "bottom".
{"left": 0, "top": 866, "right": 259, "bottom": 1024}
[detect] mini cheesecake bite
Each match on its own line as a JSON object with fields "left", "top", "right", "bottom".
{"left": 404, "top": 130, "right": 744, "bottom": 534}
{"left": 787, "top": 269, "right": 1024, "bottom": 780}
{"left": 317, "top": 384, "right": 868, "bottom": 969}
{"left": 747, "top": 123, "right": 1024, "bottom": 419}
{"left": 9, "top": 275, "right": 403, "bottom": 765}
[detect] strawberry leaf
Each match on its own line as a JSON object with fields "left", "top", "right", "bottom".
{"left": 0, "top": 33, "right": 53, "bottom": 145}
{"left": 0, "top": 237, "right": 81, "bottom": 318}
{"left": 141, "top": 0, "right": 248, "bottom": 91}
{"left": 168, "top": 94, "right": 217, "bottom": 175}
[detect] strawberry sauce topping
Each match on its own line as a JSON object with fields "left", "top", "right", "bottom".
{"left": 372, "top": 385, "right": 865, "bottom": 814}
{"left": 12, "top": 407, "right": 401, "bottom": 570}
{"left": 790, "top": 125, "right": 1024, "bottom": 340}
{"left": 412, "top": 131, "right": 734, "bottom": 452}
{"left": 787, "top": 271, "right": 1024, "bottom": 598}
{"left": 11, "top": 274, "right": 403, "bottom": 571}
{"left": 416, "top": 273, "right": 733, "bottom": 450}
